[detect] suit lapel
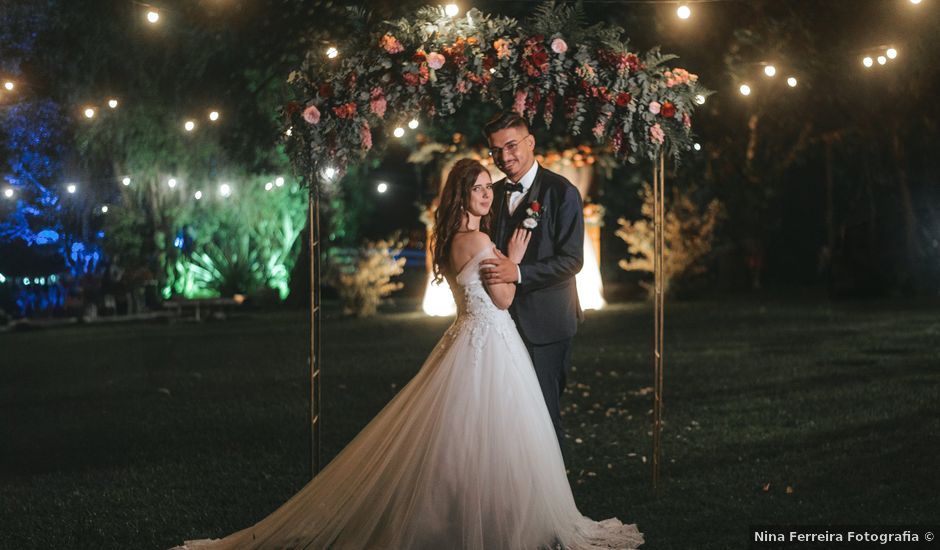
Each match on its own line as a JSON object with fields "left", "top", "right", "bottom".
{"left": 492, "top": 178, "right": 510, "bottom": 247}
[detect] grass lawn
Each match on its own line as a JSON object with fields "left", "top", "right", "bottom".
{"left": 1, "top": 296, "right": 938, "bottom": 549}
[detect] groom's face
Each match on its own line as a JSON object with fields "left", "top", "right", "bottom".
{"left": 487, "top": 125, "right": 534, "bottom": 182}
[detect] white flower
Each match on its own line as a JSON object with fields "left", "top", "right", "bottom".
{"left": 522, "top": 217, "right": 538, "bottom": 229}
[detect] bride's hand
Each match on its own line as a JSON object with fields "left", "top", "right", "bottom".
{"left": 507, "top": 228, "right": 532, "bottom": 264}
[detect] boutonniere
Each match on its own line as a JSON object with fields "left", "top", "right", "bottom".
{"left": 522, "top": 200, "right": 541, "bottom": 229}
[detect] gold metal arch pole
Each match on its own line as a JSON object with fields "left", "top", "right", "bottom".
{"left": 308, "top": 178, "right": 322, "bottom": 479}
{"left": 652, "top": 151, "right": 665, "bottom": 490}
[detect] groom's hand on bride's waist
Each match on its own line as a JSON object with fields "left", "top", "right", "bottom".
{"left": 481, "top": 251, "right": 522, "bottom": 285}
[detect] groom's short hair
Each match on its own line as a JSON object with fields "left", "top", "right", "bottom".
{"left": 484, "top": 111, "right": 529, "bottom": 138}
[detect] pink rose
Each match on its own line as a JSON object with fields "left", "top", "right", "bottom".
{"left": 427, "top": 52, "right": 446, "bottom": 70}
{"left": 649, "top": 101, "right": 661, "bottom": 115}
{"left": 494, "top": 38, "right": 512, "bottom": 60}
{"left": 360, "top": 123, "right": 372, "bottom": 151}
{"left": 551, "top": 38, "right": 568, "bottom": 54}
{"left": 513, "top": 89, "right": 527, "bottom": 114}
{"left": 380, "top": 34, "right": 404, "bottom": 54}
{"left": 650, "top": 123, "right": 665, "bottom": 144}
{"left": 302, "top": 105, "right": 320, "bottom": 125}
{"left": 369, "top": 88, "right": 387, "bottom": 118}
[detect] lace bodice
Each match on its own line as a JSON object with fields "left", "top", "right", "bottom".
{"left": 442, "top": 245, "right": 517, "bottom": 349}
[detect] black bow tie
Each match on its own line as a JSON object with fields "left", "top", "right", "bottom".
{"left": 505, "top": 182, "right": 524, "bottom": 194}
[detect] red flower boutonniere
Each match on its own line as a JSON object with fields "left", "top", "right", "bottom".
{"left": 522, "top": 201, "right": 541, "bottom": 229}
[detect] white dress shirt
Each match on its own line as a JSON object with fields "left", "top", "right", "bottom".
{"left": 507, "top": 161, "right": 539, "bottom": 216}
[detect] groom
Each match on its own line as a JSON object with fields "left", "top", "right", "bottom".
{"left": 480, "top": 111, "right": 584, "bottom": 455}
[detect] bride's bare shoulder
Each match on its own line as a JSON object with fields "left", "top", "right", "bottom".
{"left": 450, "top": 231, "right": 494, "bottom": 269}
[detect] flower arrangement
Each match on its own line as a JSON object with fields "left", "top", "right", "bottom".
{"left": 284, "top": 3, "right": 710, "bottom": 180}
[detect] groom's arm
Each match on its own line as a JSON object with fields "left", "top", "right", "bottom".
{"left": 517, "top": 184, "right": 584, "bottom": 293}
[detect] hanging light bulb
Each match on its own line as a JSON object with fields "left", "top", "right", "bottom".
{"left": 4, "top": 81, "right": 15, "bottom": 91}
{"left": 194, "top": 191, "right": 203, "bottom": 200}
{"left": 764, "top": 65, "right": 777, "bottom": 77}
{"left": 265, "top": 182, "right": 274, "bottom": 191}
{"left": 862, "top": 56, "right": 874, "bottom": 68}
{"left": 377, "top": 182, "right": 389, "bottom": 193}
{"left": 146, "top": 10, "right": 160, "bottom": 24}
{"left": 877, "top": 55, "right": 887, "bottom": 65}
{"left": 122, "top": 177, "right": 131, "bottom": 186}
{"left": 445, "top": 4, "right": 459, "bottom": 17}
{"left": 676, "top": 4, "right": 691, "bottom": 19}
{"left": 108, "top": 99, "right": 118, "bottom": 109}
{"left": 219, "top": 183, "right": 232, "bottom": 197}
{"left": 209, "top": 110, "right": 220, "bottom": 121}
{"left": 101, "top": 205, "right": 109, "bottom": 213}
{"left": 408, "top": 118, "right": 419, "bottom": 130}
{"left": 66, "top": 184, "right": 77, "bottom": 194}
{"left": 84, "top": 107, "right": 96, "bottom": 119}
{"left": 184, "top": 120, "right": 196, "bottom": 132}
{"left": 910, "top": 0, "right": 922, "bottom": 4}
{"left": 167, "top": 178, "right": 178, "bottom": 189}
{"left": 326, "top": 47, "right": 339, "bottom": 59}
{"left": 787, "top": 76, "right": 798, "bottom": 87}
{"left": 324, "top": 167, "right": 336, "bottom": 180}
{"left": 3, "top": 188, "right": 13, "bottom": 199}
{"left": 275, "top": 176, "right": 285, "bottom": 187}
{"left": 695, "top": 94, "right": 706, "bottom": 105}
{"left": 393, "top": 127, "right": 406, "bottom": 138}
{"left": 693, "top": 143, "right": 702, "bottom": 151}
{"left": 739, "top": 84, "right": 752, "bottom": 96}
{"left": 886, "top": 48, "right": 898, "bottom": 59}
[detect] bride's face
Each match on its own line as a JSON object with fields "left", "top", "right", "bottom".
{"left": 466, "top": 171, "right": 493, "bottom": 217}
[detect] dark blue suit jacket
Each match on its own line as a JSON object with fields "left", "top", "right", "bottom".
{"left": 492, "top": 164, "right": 584, "bottom": 345}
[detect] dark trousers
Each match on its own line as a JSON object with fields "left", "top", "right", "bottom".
{"left": 523, "top": 337, "right": 573, "bottom": 461}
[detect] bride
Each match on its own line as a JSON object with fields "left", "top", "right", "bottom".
{"left": 172, "top": 159, "right": 643, "bottom": 549}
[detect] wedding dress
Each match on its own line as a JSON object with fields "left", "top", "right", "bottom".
{"left": 173, "top": 244, "right": 643, "bottom": 550}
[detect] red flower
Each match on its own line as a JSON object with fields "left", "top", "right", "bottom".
{"left": 661, "top": 101, "right": 676, "bottom": 118}
{"left": 482, "top": 55, "right": 496, "bottom": 71}
{"left": 413, "top": 50, "right": 427, "bottom": 63}
{"left": 318, "top": 83, "right": 333, "bottom": 99}
{"left": 530, "top": 201, "right": 541, "bottom": 213}
{"left": 332, "top": 102, "right": 357, "bottom": 118}
{"left": 615, "top": 92, "right": 632, "bottom": 107}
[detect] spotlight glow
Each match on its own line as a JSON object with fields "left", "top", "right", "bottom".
{"left": 265, "top": 182, "right": 274, "bottom": 191}
{"left": 764, "top": 65, "right": 777, "bottom": 77}
{"left": 219, "top": 183, "right": 232, "bottom": 197}
{"left": 4, "top": 81, "right": 15, "bottom": 91}
{"left": 326, "top": 47, "right": 339, "bottom": 59}
{"left": 693, "top": 143, "right": 702, "bottom": 151}
{"left": 67, "top": 184, "right": 77, "bottom": 194}
{"left": 84, "top": 107, "right": 96, "bottom": 119}
{"left": 146, "top": 10, "right": 159, "bottom": 23}
{"left": 910, "top": 0, "right": 922, "bottom": 4}
{"left": 3, "top": 188, "right": 13, "bottom": 198}
{"left": 194, "top": 191, "right": 203, "bottom": 200}
{"left": 676, "top": 4, "right": 691, "bottom": 19}
{"left": 695, "top": 94, "right": 706, "bottom": 105}
{"left": 324, "top": 167, "right": 336, "bottom": 179}
{"left": 445, "top": 4, "right": 459, "bottom": 17}
{"left": 739, "top": 84, "right": 751, "bottom": 96}
{"left": 101, "top": 205, "right": 109, "bottom": 213}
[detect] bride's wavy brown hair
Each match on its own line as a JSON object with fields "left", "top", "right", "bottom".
{"left": 432, "top": 158, "right": 492, "bottom": 283}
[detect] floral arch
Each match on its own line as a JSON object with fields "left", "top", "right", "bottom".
{"left": 283, "top": 3, "right": 709, "bottom": 484}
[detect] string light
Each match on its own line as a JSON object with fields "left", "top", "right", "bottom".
{"left": 208, "top": 111, "right": 220, "bottom": 122}
{"left": 408, "top": 118, "right": 419, "bottom": 130}
{"left": 84, "top": 107, "right": 96, "bottom": 119}
{"left": 108, "top": 99, "right": 118, "bottom": 109}
{"left": 184, "top": 120, "right": 196, "bottom": 132}
{"left": 676, "top": 4, "right": 691, "bottom": 19}
{"left": 694, "top": 94, "right": 706, "bottom": 105}
{"left": 3, "top": 81, "right": 13, "bottom": 91}
{"left": 168, "top": 177, "right": 178, "bottom": 188}
{"left": 877, "top": 55, "right": 887, "bottom": 65}
{"left": 445, "top": 4, "right": 459, "bottom": 17}
{"left": 66, "top": 184, "right": 77, "bottom": 194}
{"left": 101, "top": 205, "right": 109, "bottom": 213}
{"left": 377, "top": 182, "right": 388, "bottom": 193}
{"left": 886, "top": 47, "right": 898, "bottom": 59}
{"left": 285, "top": 127, "right": 293, "bottom": 137}
{"left": 323, "top": 167, "right": 336, "bottom": 180}
{"left": 862, "top": 56, "right": 874, "bottom": 68}
{"left": 326, "top": 47, "right": 339, "bottom": 59}
{"left": 693, "top": 143, "right": 701, "bottom": 151}
{"left": 219, "top": 183, "right": 232, "bottom": 197}
{"left": 264, "top": 182, "right": 274, "bottom": 191}
{"left": 787, "top": 76, "right": 798, "bottom": 87}
{"left": 739, "top": 84, "right": 751, "bottom": 96}
{"left": 194, "top": 191, "right": 203, "bottom": 200}
{"left": 122, "top": 177, "right": 131, "bottom": 186}
{"left": 763, "top": 65, "right": 776, "bottom": 77}
{"left": 146, "top": 10, "right": 160, "bottom": 24}
{"left": 275, "top": 176, "right": 285, "bottom": 187}
{"left": 3, "top": 188, "right": 13, "bottom": 199}
{"left": 393, "top": 127, "right": 405, "bottom": 138}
